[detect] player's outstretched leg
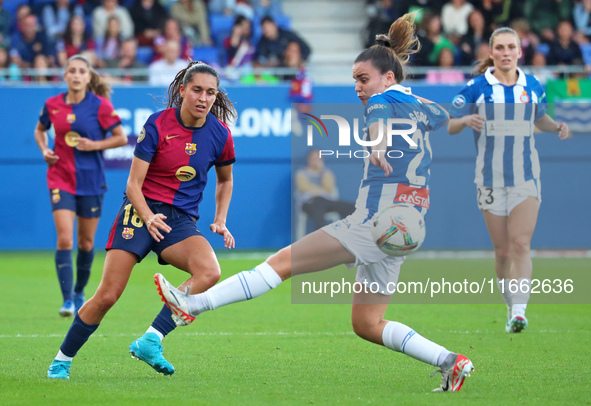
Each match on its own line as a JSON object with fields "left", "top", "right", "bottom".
{"left": 154, "top": 263, "right": 283, "bottom": 326}
{"left": 129, "top": 332, "right": 175, "bottom": 375}
{"left": 430, "top": 354, "right": 474, "bottom": 392}
{"left": 154, "top": 273, "right": 194, "bottom": 326}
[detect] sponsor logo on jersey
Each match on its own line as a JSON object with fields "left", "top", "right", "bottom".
{"left": 91, "top": 207, "right": 100, "bottom": 212}
{"left": 452, "top": 95, "right": 466, "bottom": 108}
{"left": 52, "top": 109, "right": 60, "bottom": 114}
{"left": 122, "top": 227, "right": 134, "bottom": 239}
{"left": 175, "top": 166, "right": 196, "bottom": 181}
{"left": 519, "top": 91, "right": 530, "bottom": 103}
{"left": 426, "top": 103, "right": 441, "bottom": 115}
{"left": 67, "top": 114, "right": 76, "bottom": 124}
{"left": 366, "top": 103, "right": 387, "bottom": 114}
{"left": 111, "top": 110, "right": 119, "bottom": 117}
{"left": 166, "top": 134, "right": 180, "bottom": 140}
{"left": 51, "top": 189, "right": 61, "bottom": 204}
{"left": 185, "top": 143, "right": 197, "bottom": 155}
{"left": 65, "top": 131, "right": 80, "bottom": 147}
{"left": 394, "top": 185, "right": 430, "bottom": 209}
{"left": 138, "top": 127, "right": 146, "bottom": 143}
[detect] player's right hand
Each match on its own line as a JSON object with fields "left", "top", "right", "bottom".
{"left": 463, "top": 114, "right": 486, "bottom": 132}
{"left": 369, "top": 149, "right": 392, "bottom": 177}
{"left": 146, "top": 213, "right": 171, "bottom": 242}
{"left": 43, "top": 149, "right": 59, "bottom": 165}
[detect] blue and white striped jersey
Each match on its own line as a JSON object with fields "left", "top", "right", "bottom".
{"left": 450, "top": 67, "right": 547, "bottom": 187}
{"left": 355, "top": 84, "right": 448, "bottom": 216}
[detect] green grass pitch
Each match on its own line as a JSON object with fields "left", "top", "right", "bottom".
{"left": 0, "top": 252, "right": 589, "bottom": 405}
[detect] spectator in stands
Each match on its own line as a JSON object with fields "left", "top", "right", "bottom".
{"left": 171, "top": 0, "right": 212, "bottom": 46}
{"left": 92, "top": 0, "right": 134, "bottom": 41}
{"left": 58, "top": 15, "right": 95, "bottom": 66}
{"left": 524, "top": 0, "right": 573, "bottom": 42}
{"left": 511, "top": 19, "right": 538, "bottom": 66}
{"left": 96, "top": 15, "right": 123, "bottom": 67}
{"left": 42, "top": 0, "right": 84, "bottom": 40}
{"left": 459, "top": 9, "right": 487, "bottom": 66}
{"left": 0, "top": 0, "right": 8, "bottom": 49}
{"left": 364, "top": 0, "right": 398, "bottom": 49}
{"left": 12, "top": 4, "right": 31, "bottom": 35}
{"left": 10, "top": 14, "right": 57, "bottom": 68}
{"left": 478, "top": 0, "right": 524, "bottom": 33}
{"left": 283, "top": 40, "right": 311, "bottom": 93}
{"left": 402, "top": 0, "right": 445, "bottom": 20}
{"left": 224, "top": 15, "right": 255, "bottom": 67}
{"left": 530, "top": 51, "right": 556, "bottom": 84}
{"left": 255, "top": 16, "right": 310, "bottom": 68}
{"left": 209, "top": 0, "right": 255, "bottom": 20}
{"left": 32, "top": 53, "right": 58, "bottom": 83}
{"left": 574, "top": 0, "right": 591, "bottom": 39}
{"left": 441, "top": 0, "right": 473, "bottom": 38}
{"left": 296, "top": 149, "right": 355, "bottom": 231}
{"left": 153, "top": 18, "right": 192, "bottom": 62}
{"left": 148, "top": 39, "right": 186, "bottom": 86}
{"left": 0, "top": 47, "right": 8, "bottom": 82}
{"left": 130, "top": 0, "right": 169, "bottom": 46}
{"left": 426, "top": 47, "right": 464, "bottom": 84}
{"left": 252, "top": 0, "right": 283, "bottom": 19}
{"left": 547, "top": 20, "right": 584, "bottom": 66}
{"left": 105, "top": 38, "right": 148, "bottom": 82}
{"left": 415, "top": 13, "right": 454, "bottom": 66}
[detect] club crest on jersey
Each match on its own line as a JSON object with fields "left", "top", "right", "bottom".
{"left": 122, "top": 227, "right": 134, "bottom": 239}
{"left": 66, "top": 114, "right": 76, "bottom": 124}
{"left": 185, "top": 143, "right": 197, "bottom": 155}
{"left": 520, "top": 91, "right": 530, "bottom": 103}
{"left": 51, "top": 189, "right": 61, "bottom": 203}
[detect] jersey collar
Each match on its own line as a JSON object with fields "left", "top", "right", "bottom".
{"left": 384, "top": 84, "right": 413, "bottom": 95}
{"left": 484, "top": 67, "right": 527, "bottom": 86}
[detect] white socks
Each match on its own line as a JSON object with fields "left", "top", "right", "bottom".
{"left": 55, "top": 350, "right": 73, "bottom": 362}
{"left": 381, "top": 321, "right": 450, "bottom": 367}
{"left": 497, "top": 277, "right": 531, "bottom": 318}
{"left": 188, "top": 262, "right": 283, "bottom": 316}
{"left": 146, "top": 326, "right": 164, "bottom": 342}
{"left": 511, "top": 277, "right": 531, "bottom": 317}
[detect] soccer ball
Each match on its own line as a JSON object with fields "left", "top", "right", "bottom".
{"left": 371, "top": 203, "right": 426, "bottom": 257}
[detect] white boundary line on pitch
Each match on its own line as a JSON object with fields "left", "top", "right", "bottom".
{"left": 214, "top": 250, "right": 591, "bottom": 260}
{"left": 1, "top": 329, "right": 589, "bottom": 339}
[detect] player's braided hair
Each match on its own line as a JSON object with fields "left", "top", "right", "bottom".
{"left": 167, "top": 61, "right": 237, "bottom": 124}
{"left": 354, "top": 11, "right": 420, "bottom": 82}
{"left": 474, "top": 27, "right": 521, "bottom": 75}
{"left": 66, "top": 55, "right": 113, "bottom": 100}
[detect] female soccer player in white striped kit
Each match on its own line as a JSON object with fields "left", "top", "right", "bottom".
{"left": 447, "top": 27, "right": 570, "bottom": 333}
{"left": 154, "top": 13, "right": 475, "bottom": 392}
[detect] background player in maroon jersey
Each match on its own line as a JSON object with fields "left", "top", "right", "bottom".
{"left": 35, "top": 55, "right": 128, "bottom": 318}
{"left": 47, "top": 61, "right": 236, "bottom": 379}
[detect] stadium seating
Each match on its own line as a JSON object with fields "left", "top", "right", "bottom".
{"left": 193, "top": 46, "right": 221, "bottom": 67}
{"left": 209, "top": 14, "right": 234, "bottom": 47}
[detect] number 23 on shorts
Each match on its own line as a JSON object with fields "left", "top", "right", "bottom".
{"left": 477, "top": 186, "right": 494, "bottom": 209}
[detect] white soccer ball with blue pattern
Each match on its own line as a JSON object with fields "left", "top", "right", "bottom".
{"left": 371, "top": 203, "right": 426, "bottom": 257}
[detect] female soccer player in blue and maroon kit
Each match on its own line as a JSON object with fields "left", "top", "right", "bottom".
{"left": 35, "top": 55, "right": 128, "bottom": 318}
{"left": 47, "top": 61, "right": 236, "bottom": 379}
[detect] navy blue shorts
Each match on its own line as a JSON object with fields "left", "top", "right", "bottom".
{"left": 105, "top": 196, "right": 202, "bottom": 264}
{"left": 49, "top": 189, "right": 104, "bottom": 218}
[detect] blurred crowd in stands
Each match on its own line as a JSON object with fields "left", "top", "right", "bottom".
{"left": 0, "top": 0, "right": 313, "bottom": 88}
{"left": 1, "top": 0, "right": 591, "bottom": 85}
{"left": 365, "top": 0, "right": 591, "bottom": 83}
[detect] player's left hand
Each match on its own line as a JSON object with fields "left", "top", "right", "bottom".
{"left": 557, "top": 122, "right": 571, "bottom": 140}
{"left": 74, "top": 137, "right": 97, "bottom": 151}
{"left": 210, "top": 223, "right": 235, "bottom": 249}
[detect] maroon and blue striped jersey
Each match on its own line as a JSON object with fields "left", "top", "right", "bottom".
{"left": 134, "top": 107, "right": 235, "bottom": 219}
{"left": 39, "top": 92, "right": 122, "bottom": 196}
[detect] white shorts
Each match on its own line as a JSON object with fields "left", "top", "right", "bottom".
{"left": 476, "top": 179, "right": 541, "bottom": 216}
{"left": 322, "top": 209, "right": 405, "bottom": 295}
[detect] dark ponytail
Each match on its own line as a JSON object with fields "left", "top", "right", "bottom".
{"left": 167, "top": 61, "right": 237, "bottom": 124}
